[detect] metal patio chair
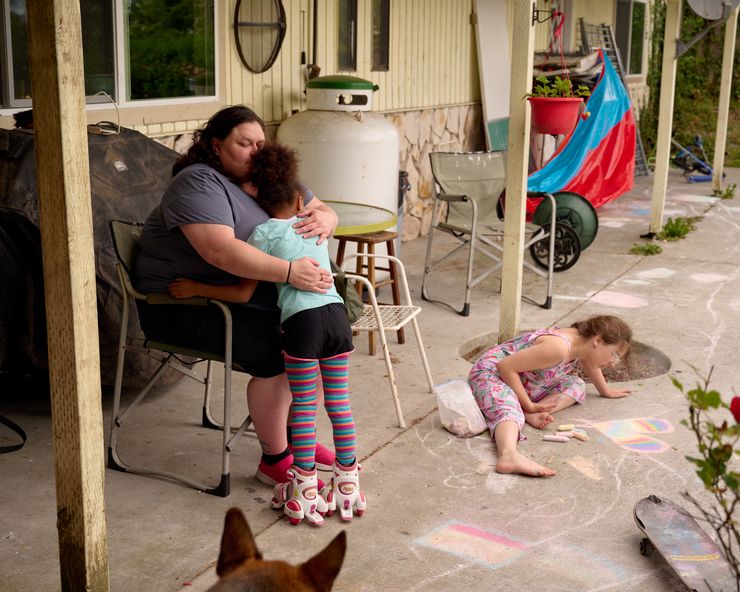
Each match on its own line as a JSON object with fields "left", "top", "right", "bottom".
{"left": 108, "top": 220, "right": 252, "bottom": 497}
{"left": 422, "top": 151, "right": 576, "bottom": 316}
{"left": 340, "top": 254, "right": 434, "bottom": 429}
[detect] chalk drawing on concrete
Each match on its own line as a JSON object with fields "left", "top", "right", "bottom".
{"left": 690, "top": 272, "right": 728, "bottom": 284}
{"left": 600, "top": 220, "right": 626, "bottom": 228}
{"left": 673, "top": 194, "right": 718, "bottom": 204}
{"left": 415, "top": 522, "right": 629, "bottom": 585}
{"left": 567, "top": 455, "right": 603, "bottom": 480}
{"left": 636, "top": 267, "right": 675, "bottom": 279}
{"left": 590, "top": 417, "right": 674, "bottom": 454}
{"left": 590, "top": 290, "right": 649, "bottom": 309}
{"left": 621, "top": 278, "right": 652, "bottom": 286}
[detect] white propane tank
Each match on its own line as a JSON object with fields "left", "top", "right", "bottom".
{"left": 277, "top": 75, "right": 400, "bottom": 264}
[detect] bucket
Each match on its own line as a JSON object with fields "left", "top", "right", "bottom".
{"left": 528, "top": 97, "right": 584, "bottom": 135}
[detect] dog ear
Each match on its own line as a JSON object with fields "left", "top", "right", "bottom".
{"left": 300, "top": 530, "right": 347, "bottom": 591}
{"left": 216, "top": 507, "right": 263, "bottom": 577}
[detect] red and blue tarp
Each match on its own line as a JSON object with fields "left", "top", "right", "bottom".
{"left": 527, "top": 50, "right": 635, "bottom": 214}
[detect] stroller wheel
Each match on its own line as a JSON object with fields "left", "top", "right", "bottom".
{"left": 529, "top": 223, "right": 581, "bottom": 272}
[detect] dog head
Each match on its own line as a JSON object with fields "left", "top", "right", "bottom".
{"left": 206, "top": 507, "right": 346, "bottom": 592}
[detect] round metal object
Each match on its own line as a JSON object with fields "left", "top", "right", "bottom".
{"left": 532, "top": 191, "right": 599, "bottom": 250}
{"left": 529, "top": 223, "right": 581, "bottom": 272}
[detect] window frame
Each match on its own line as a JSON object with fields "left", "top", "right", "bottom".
{"left": 615, "top": 0, "right": 647, "bottom": 79}
{"left": 371, "top": 0, "right": 390, "bottom": 72}
{"left": 0, "top": 0, "right": 223, "bottom": 122}
{"left": 337, "top": 0, "right": 357, "bottom": 72}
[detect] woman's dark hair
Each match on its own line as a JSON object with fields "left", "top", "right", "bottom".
{"left": 248, "top": 142, "right": 302, "bottom": 217}
{"left": 172, "top": 105, "right": 264, "bottom": 177}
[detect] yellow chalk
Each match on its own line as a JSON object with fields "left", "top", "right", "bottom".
{"left": 558, "top": 424, "right": 574, "bottom": 431}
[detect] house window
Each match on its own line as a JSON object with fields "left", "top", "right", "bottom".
{"left": 615, "top": 0, "right": 646, "bottom": 76}
{"left": 1, "top": 0, "right": 215, "bottom": 109}
{"left": 338, "top": 0, "right": 357, "bottom": 71}
{"left": 371, "top": 0, "right": 389, "bottom": 71}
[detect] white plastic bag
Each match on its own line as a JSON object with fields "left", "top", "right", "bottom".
{"left": 435, "top": 379, "right": 488, "bottom": 438}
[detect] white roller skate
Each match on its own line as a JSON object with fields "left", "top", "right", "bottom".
{"left": 322, "top": 460, "right": 366, "bottom": 521}
{"left": 272, "top": 465, "right": 328, "bottom": 526}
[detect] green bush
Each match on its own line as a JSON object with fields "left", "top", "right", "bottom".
{"left": 640, "top": 3, "right": 740, "bottom": 167}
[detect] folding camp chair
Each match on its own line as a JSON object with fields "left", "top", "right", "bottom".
{"left": 108, "top": 220, "right": 251, "bottom": 497}
{"left": 422, "top": 151, "right": 568, "bottom": 316}
{"left": 340, "top": 254, "right": 434, "bottom": 429}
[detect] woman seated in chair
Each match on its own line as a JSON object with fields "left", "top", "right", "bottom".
{"left": 135, "top": 105, "right": 338, "bottom": 486}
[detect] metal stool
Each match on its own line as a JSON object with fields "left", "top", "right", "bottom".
{"left": 335, "top": 230, "right": 404, "bottom": 355}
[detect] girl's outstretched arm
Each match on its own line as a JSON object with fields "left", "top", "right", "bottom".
{"left": 580, "top": 358, "right": 632, "bottom": 398}
{"left": 496, "top": 336, "right": 568, "bottom": 413}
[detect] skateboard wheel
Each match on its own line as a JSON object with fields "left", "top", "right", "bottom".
{"left": 640, "top": 537, "right": 654, "bottom": 556}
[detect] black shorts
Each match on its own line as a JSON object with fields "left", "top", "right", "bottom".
{"left": 136, "top": 301, "right": 284, "bottom": 378}
{"left": 280, "top": 303, "right": 353, "bottom": 360}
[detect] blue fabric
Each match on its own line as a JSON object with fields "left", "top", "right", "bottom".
{"left": 248, "top": 217, "right": 342, "bottom": 323}
{"left": 528, "top": 54, "right": 632, "bottom": 193}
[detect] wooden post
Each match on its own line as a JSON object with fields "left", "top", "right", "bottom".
{"left": 711, "top": 4, "right": 738, "bottom": 193}
{"left": 498, "top": 1, "right": 535, "bottom": 343}
{"left": 26, "top": 1, "right": 109, "bottom": 590}
{"left": 649, "top": 0, "right": 682, "bottom": 235}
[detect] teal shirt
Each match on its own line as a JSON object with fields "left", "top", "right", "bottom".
{"left": 248, "top": 217, "right": 343, "bottom": 323}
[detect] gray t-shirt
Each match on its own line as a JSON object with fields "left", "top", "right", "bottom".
{"left": 135, "top": 164, "right": 313, "bottom": 308}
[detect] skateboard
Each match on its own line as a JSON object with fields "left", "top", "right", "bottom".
{"left": 633, "top": 495, "right": 736, "bottom": 592}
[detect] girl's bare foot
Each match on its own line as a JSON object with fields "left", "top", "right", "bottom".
{"left": 525, "top": 411, "right": 554, "bottom": 429}
{"left": 495, "top": 451, "right": 556, "bottom": 477}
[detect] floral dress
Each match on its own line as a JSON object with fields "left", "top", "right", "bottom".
{"left": 468, "top": 328, "right": 585, "bottom": 439}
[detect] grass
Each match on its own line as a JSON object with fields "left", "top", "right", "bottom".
{"left": 629, "top": 215, "right": 702, "bottom": 255}
{"left": 630, "top": 242, "right": 663, "bottom": 256}
{"left": 713, "top": 183, "right": 736, "bottom": 200}
{"left": 656, "top": 216, "right": 701, "bottom": 241}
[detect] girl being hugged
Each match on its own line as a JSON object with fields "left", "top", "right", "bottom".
{"left": 468, "top": 315, "right": 632, "bottom": 478}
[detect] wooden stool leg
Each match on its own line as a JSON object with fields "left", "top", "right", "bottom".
{"left": 367, "top": 242, "right": 377, "bottom": 356}
{"left": 354, "top": 242, "right": 365, "bottom": 301}
{"left": 335, "top": 238, "right": 347, "bottom": 267}
{"left": 386, "top": 239, "right": 405, "bottom": 345}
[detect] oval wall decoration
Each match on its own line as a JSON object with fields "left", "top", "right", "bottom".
{"left": 233, "top": 0, "right": 287, "bottom": 74}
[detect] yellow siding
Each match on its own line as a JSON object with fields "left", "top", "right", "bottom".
{"left": 573, "top": 0, "right": 614, "bottom": 29}
{"left": 225, "top": 0, "right": 478, "bottom": 122}
{"left": 533, "top": 1, "right": 616, "bottom": 52}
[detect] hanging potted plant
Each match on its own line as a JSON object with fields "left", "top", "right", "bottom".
{"left": 526, "top": 75, "right": 591, "bottom": 135}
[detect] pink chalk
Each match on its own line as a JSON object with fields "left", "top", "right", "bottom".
{"left": 543, "top": 435, "right": 569, "bottom": 443}
{"left": 556, "top": 431, "right": 574, "bottom": 438}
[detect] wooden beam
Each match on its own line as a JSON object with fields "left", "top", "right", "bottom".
{"left": 649, "top": 0, "right": 682, "bottom": 235}
{"left": 711, "top": 4, "right": 739, "bottom": 193}
{"left": 26, "top": 1, "right": 109, "bottom": 590}
{"left": 498, "top": 0, "right": 535, "bottom": 343}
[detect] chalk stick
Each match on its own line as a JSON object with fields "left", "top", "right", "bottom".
{"left": 557, "top": 424, "right": 575, "bottom": 431}
{"left": 543, "top": 435, "right": 569, "bottom": 443}
{"left": 556, "top": 431, "right": 574, "bottom": 438}
{"left": 572, "top": 431, "right": 590, "bottom": 442}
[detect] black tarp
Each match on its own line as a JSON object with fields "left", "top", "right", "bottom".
{"left": 0, "top": 127, "right": 181, "bottom": 387}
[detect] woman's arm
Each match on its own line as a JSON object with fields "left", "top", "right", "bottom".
{"left": 495, "top": 338, "right": 567, "bottom": 413}
{"left": 168, "top": 277, "right": 257, "bottom": 304}
{"left": 180, "top": 223, "right": 333, "bottom": 292}
{"left": 293, "top": 196, "right": 338, "bottom": 245}
{"left": 580, "top": 358, "right": 632, "bottom": 398}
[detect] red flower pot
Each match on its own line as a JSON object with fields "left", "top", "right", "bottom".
{"left": 528, "top": 97, "right": 584, "bottom": 135}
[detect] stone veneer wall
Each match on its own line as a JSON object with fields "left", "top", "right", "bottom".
{"left": 154, "top": 103, "right": 485, "bottom": 243}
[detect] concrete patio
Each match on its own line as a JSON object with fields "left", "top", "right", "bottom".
{"left": 1, "top": 167, "right": 739, "bottom": 591}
